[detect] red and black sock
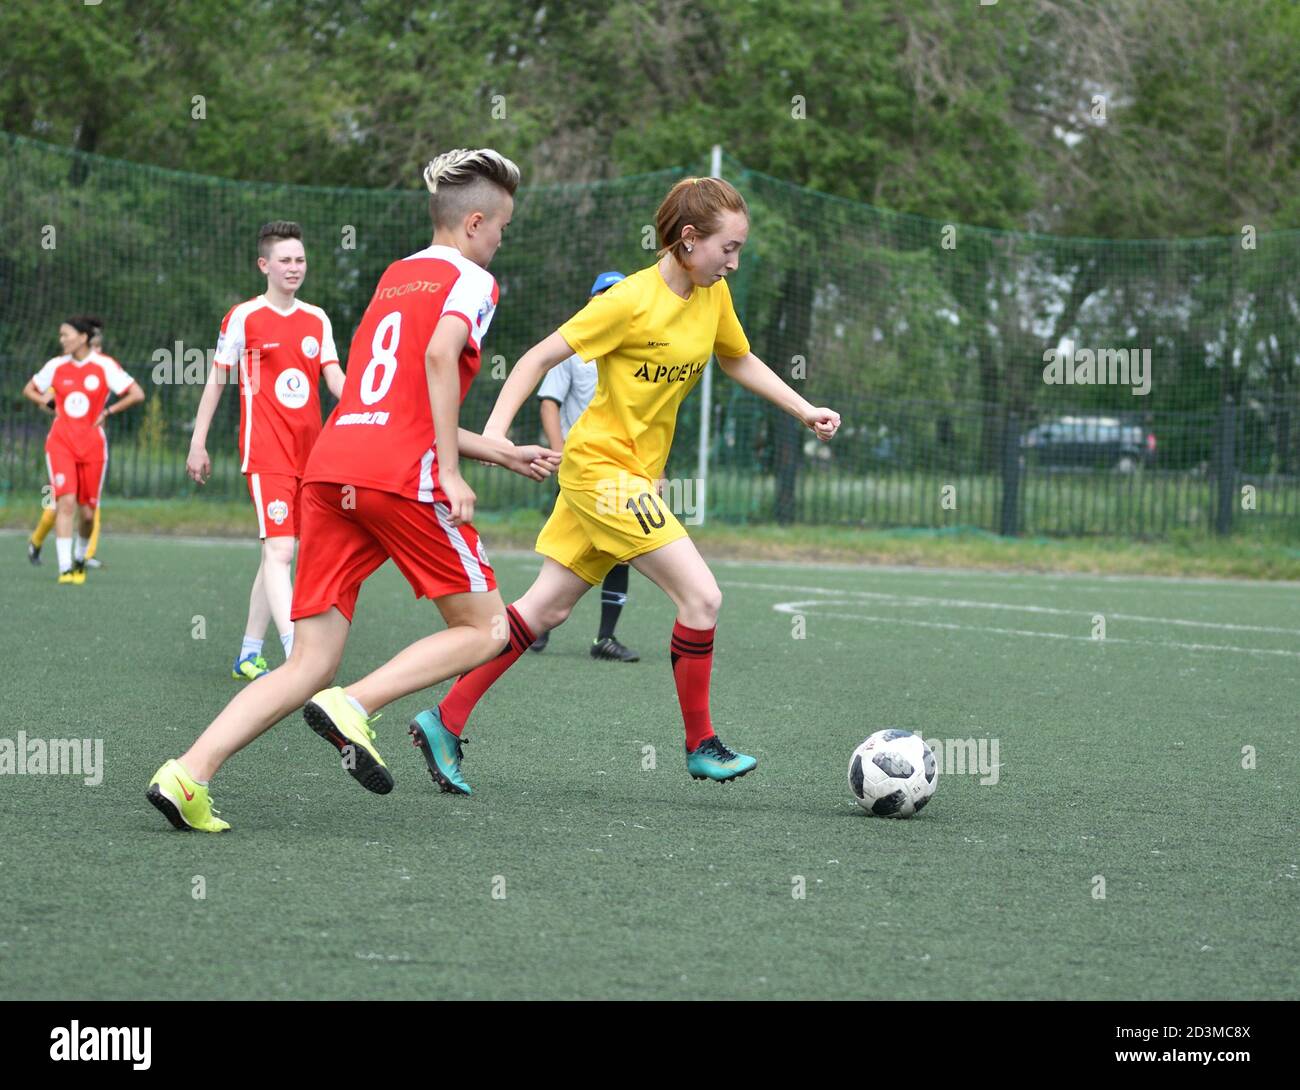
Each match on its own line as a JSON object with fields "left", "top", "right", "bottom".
{"left": 438, "top": 604, "right": 535, "bottom": 736}
{"left": 671, "top": 620, "right": 716, "bottom": 751}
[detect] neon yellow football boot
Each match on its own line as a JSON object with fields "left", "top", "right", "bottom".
{"left": 146, "top": 758, "right": 231, "bottom": 832}
{"left": 303, "top": 687, "right": 393, "bottom": 794}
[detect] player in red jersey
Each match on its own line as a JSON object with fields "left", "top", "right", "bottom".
{"left": 28, "top": 322, "right": 113, "bottom": 569}
{"left": 186, "top": 221, "right": 345, "bottom": 681}
{"left": 21, "top": 315, "right": 145, "bottom": 585}
{"left": 147, "top": 149, "right": 560, "bottom": 832}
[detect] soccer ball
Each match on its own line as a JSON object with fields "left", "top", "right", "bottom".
{"left": 848, "top": 729, "right": 937, "bottom": 818}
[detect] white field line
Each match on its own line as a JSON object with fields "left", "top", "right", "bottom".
{"left": 709, "top": 553, "right": 1300, "bottom": 590}
{"left": 769, "top": 599, "right": 1300, "bottom": 659}
{"left": 723, "top": 580, "right": 1300, "bottom": 637}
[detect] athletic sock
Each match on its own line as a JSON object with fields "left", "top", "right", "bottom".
{"left": 438, "top": 605, "right": 535, "bottom": 736}
{"left": 671, "top": 621, "right": 716, "bottom": 751}
{"left": 597, "top": 563, "right": 629, "bottom": 641}
{"left": 74, "top": 535, "right": 89, "bottom": 563}
{"left": 280, "top": 630, "right": 294, "bottom": 658}
{"left": 345, "top": 694, "right": 368, "bottom": 719}
{"left": 56, "top": 537, "right": 73, "bottom": 573}
{"left": 240, "top": 636, "right": 264, "bottom": 661}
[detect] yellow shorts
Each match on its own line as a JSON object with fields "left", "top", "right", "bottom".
{"left": 536, "top": 478, "right": 688, "bottom": 585}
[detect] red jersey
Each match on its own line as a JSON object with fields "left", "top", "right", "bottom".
{"left": 304, "top": 244, "right": 499, "bottom": 501}
{"left": 32, "top": 352, "right": 135, "bottom": 457}
{"left": 213, "top": 296, "right": 339, "bottom": 476}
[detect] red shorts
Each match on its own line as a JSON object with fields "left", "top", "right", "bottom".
{"left": 46, "top": 431, "right": 108, "bottom": 508}
{"left": 290, "top": 482, "right": 497, "bottom": 623}
{"left": 246, "top": 472, "right": 302, "bottom": 539}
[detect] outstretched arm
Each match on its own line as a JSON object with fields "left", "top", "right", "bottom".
{"left": 459, "top": 429, "right": 561, "bottom": 481}
{"left": 716, "top": 351, "right": 840, "bottom": 441}
{"left": 482, "top": 332, "right": 575, "bottom": 439}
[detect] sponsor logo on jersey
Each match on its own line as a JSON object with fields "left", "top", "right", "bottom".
{"left": 300, "top": 335, "right": 320, "bottom": 359}
{"left": 275, "top": 367, "right": 310, "bottom": 409}
{"left": 63, "top": 391, "right": 91, "bottom": 418}
{"left": 335, "top": 410, "right": 391, "bottom": 426}
{"left": 376, "top": 279, "right": 442, "bottom": 301}
{"left": 476, "top": 537, "right": 491, "bottom": 569}
{"left": 55, "top": 473, "right": 66, "bottom": 487}
{"left": 83, "top": 374, "right": 101, "bottom": 391}
{"left": 477, "top": 297, "right": 495, "bottom": 327}
{"left": 267, "top": 499, "right": 290, "bottom": 525}
{"left": 632, "top": 360, "right": 707, "bottom": 384}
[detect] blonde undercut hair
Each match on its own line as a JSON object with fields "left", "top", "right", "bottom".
{"left": 424, "top": 149, "right": 521, "bottom": 230}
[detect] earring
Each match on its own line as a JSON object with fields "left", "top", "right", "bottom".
{"left": 685, "top": 242, "right": 694, "bottom": 253}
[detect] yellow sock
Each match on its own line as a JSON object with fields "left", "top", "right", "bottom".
{"left": 86, "top": 506, "right": 102, "bottom": 561}
{"left": 31, "top": 506, "right": 56, "bottom": 548}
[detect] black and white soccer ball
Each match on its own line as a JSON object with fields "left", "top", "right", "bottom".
{"left": 848, "top": 729, "right": 937, "bottom": 818}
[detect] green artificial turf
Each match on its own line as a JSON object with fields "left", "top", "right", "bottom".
{"left": 1, "top": 535, "right": 1295, "bottom": 999}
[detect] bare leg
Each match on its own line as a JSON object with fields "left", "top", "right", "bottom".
{"left": 510, "top": 557, "right": 595, "bottom": 635}
{"left": 629, "top": 536, "right": 737, "bottom": 760}
{"left": 54, "top": 494, "right": 75, "bottom": 540}
{"left": 345, "top": 588, "right": 510, "bottom": 713}
{"left": 180, "top": 609, "right": 350, "bottom": 781}
{"left": 432, "top": 559, "right": 595, "bottom": 733}
{"left": 628, "top": 536, "right": 722, "bottom": 628}
{"left": 261, "top": 536, "right": 296, "bottom": 643}
{"left": 243, "top": 555, "right": 271, "bottom": 642}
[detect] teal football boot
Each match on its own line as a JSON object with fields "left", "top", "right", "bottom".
{"left": 409, "top": 708, "right": 472, "bottom": 795}
{"left": 686, "top": 735, "right": 757, "bottom": 783}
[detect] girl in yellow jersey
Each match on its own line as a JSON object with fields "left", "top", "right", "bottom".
{"left": 409, "top": 177, "right": 840, "bottom": 792}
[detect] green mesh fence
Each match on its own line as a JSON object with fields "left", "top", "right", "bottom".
{"left": 3, "top": 132, "right": 1299, "bottom": 540}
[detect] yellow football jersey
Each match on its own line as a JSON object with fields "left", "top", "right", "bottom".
{"left": 556, "top": 264, "right": 750, "bottom": 489}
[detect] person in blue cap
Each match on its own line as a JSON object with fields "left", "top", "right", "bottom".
{"left": 530, "top": 270, "right": 639, "bottom": 661}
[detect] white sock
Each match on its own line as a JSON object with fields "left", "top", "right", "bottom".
{"left": 345, "top": 694, "right": 368, "bottom": 719}
{"left": 56, "top": 537, "right": 73, "bottom": 573}
{"left": 280, "top": 629, "right": 294, "bottom": 657}
{"left": 240, "top": 636, "right": 264, "bottom": 660}
{"left": 74, "top": 535, "right": 89, "bottom": 562}
{"left": 175, "top": 759, "right": 207, "bottom": 786}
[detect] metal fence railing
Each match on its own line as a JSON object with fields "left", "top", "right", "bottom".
{"left": 4, "top": 133, "right": 1299, "bottom": 540}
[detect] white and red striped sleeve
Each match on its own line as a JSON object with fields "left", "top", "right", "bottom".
{"left": 213, "top": 304, "right": 247, "bottom": 369}
{"left": 319, "top": 310, "right": 338, "bottom": 367}
{"left": 441, "top": 266, "right": 498, "bottom": 353}
{"left": 99, "top": 354, "right": 135, "bottom": 394}
{"left": 31, "top": 356, "right": 64, "bottom": 392}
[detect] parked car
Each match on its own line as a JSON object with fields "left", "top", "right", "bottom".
{"left": 1021, "top": 415, "right": 1156, "bottom": 472}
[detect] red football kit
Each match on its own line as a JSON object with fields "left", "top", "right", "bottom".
{"left": 292, "top": 244, "right": 501, "bottom": 621}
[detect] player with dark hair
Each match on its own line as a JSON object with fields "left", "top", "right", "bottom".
{"left": 21, "top": 315, "right": 144, "bottom": 584}
{"left": 28, "top": 320, "right": 113, "bottom": 569}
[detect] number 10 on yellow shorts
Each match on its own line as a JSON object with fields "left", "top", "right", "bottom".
{"left": 535, "top": 473, "right": 688, "bottom": 585}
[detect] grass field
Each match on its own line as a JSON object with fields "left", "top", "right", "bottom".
{"left": 2, "top": 533, "right": 1296, "bottom": 1000}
